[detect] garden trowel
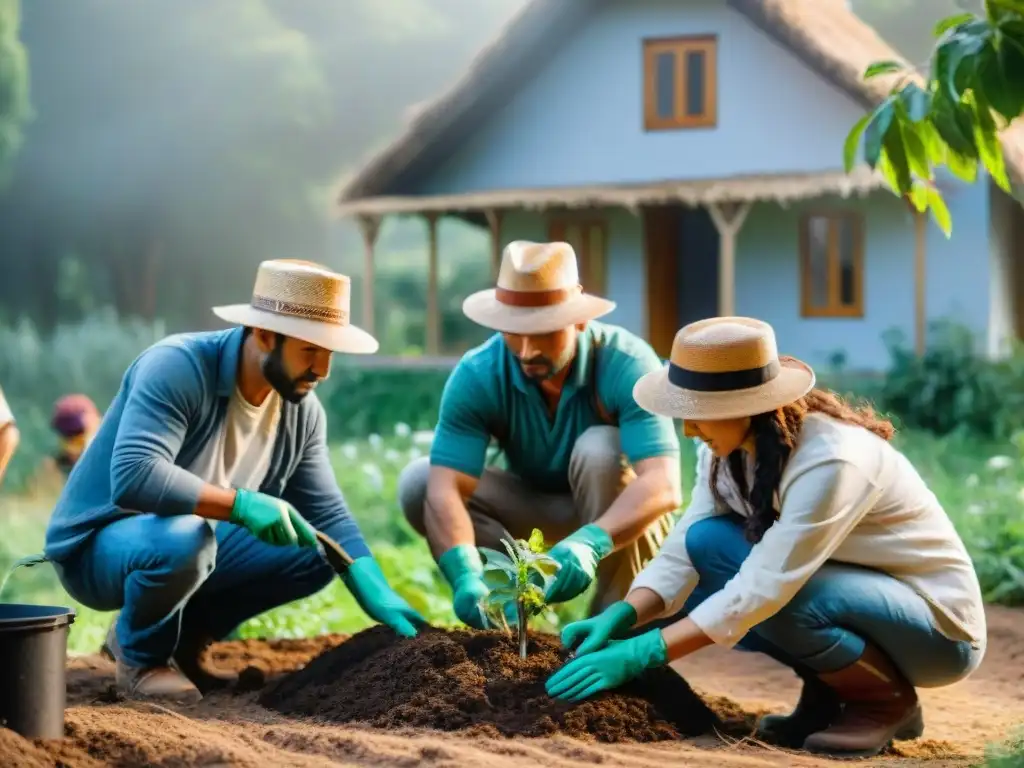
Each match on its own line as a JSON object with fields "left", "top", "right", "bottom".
{"left": 314, "top": 529, "right": 355, "bottom": 574}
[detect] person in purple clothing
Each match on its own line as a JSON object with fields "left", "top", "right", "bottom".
{"left": 44, "top": 259, "right": 425, "bottom": 702}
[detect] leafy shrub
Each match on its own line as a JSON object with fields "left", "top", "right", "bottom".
{"left": 879, "top": 320, "right": 1024, "bottom": 439}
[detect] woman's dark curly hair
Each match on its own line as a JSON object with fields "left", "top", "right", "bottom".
{"left": 708, "top": 360, "right": 895, "bottom": 544}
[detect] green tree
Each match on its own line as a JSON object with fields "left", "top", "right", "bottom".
{"left": 0, "top": 0, "right": 30, "bottom": 184}
{"left": 845, "top": 0, "right": 1024, "bottom": 235}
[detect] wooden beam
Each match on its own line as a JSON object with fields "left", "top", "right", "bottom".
{"left": 425, "top": 213, "right": 441, "bottom": 355}
{"left": 707, "top": 202, "right": 751, "bottom": 317}
{"left": 484, "top": 209, "right": 503, "bottom": 279}
{"left": 356, "top": 215, "right": 381, "bottom": 334}
{"left": 914, "top": 209, "right": 927, "bottom": 356}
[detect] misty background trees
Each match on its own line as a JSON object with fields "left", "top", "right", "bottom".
{"left": 0, "top": 0, "right": 975, "bottom": 352}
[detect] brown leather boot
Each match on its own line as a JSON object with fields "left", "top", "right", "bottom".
{"left": 756, "top": 672, "right": 842, "bottom": 748}
{"left": 104, "top": 621, "right": 202, "bottom": 703}
{"left": 115, "top": 660, "right": 203, "bottom": 703}
{"left": 802, "top": 643, "right": 924, "bottom": 758}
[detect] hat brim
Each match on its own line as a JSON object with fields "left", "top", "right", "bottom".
{"left": 633, "top": 357, "right": 816, "bottom": 421}
{"left": 212, "top": 304, "right": 379, "bottom": 355}
{"left": 462, "top": 289, "right": 616, "bottom": 334}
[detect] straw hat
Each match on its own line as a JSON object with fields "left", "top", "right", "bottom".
{"left": 462, "top": 240, "right": 615, "bottom": 334}
{"left": 633, "top": 317, "right": 815, "bottom": 420}
{"left": 213, "top": 259, "right": 379, "bottom": 354}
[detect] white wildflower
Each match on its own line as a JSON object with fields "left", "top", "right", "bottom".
{"left": 408, "top": 447, "right": 423, "bottom": 460}
{"left": 361, "top": 462, "right": 384, "bottom": 492}
{"left": 341, "top": 443, "right": 358, "bottom": 460}
{"left": 967, "top": 503, "right": 984, "bottom": 516}
{"left": 986, "top": 455, "right": 1013, "bottom": 471}
{"left": 394, "top": 422, "right": 411, "bottom": 438}
{"left": 368, "top": 433, "right": 383, "bottom": 450}
{"left": 965, "top": 474, "right": 979, "bottom": 488}
{"left": 384, "top": 448, "right": 401, "bottom": 463}
{"left": 412, "top": 430, "right": 434, "bottom": 446}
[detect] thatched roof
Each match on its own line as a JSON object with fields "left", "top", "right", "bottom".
{"left": 336, "top": 0, "right": 1024, "bottom": 214}
{"left": 336, "top": 167, "right": 886, "bottom": 216}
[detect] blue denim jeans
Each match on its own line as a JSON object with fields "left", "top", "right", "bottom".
{"left": 656, "top": 514, "right": 983, "bottom": 688}
{"left": 54, "top": 514, "right": 334, "bottom": 667}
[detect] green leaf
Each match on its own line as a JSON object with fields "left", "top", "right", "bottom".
{"left": 971, "top": 89, "right": 1011, "bottom": 191}
{"left": 482, "top": 568, "right": 514, "bottom": 589}
{"left": 863, "top": 60, "right": 904, "bottom": 79}
{"left": 908, "top": 181, "right": 929, "bottom": 212}
{"left": 936, "top": 28, "right": 990, "bottom": 100}
{"left": 900, "top": 121, "right": 933, "bottom": 179}
{"left": 899, "top": 84, "right": 932, "bottom": 123}
{"left": 931, "top": 94, "right": 979, "bottom": 157}
{"left": 486, "top": 587, "right": 518, "bottom": 606}
{"left": 527, "top": 528, "right": 546, "bottom": 553}
{"left": 478, "top": 547, "right": 515, "bottom": 572}
{"left": 882, "top": 121, "right": 914, "bottom": 194}
{"left": 863, "top": 98, "right": 896, "bottom": 168}
{"left": 993, "top": 31, "right": 1024, "bottom": 120}
{"left": 843, "top": 112, "right": 872, "bottom": 172}
{"left": 531, "top": 557, "right": 560, "bottom": 577}
{"left": 926, "top": 185, "right": 953, "bottom": 236}
{"left": 935, "top": 12, "right": 976, "bottom": 37}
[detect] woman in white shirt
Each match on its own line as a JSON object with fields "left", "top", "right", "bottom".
{"left": 545, "top": 317, "right": 986, "bottom": 759}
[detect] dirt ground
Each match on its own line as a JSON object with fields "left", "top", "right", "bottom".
{"left": 2, "top": 605, "right": 1022, "bottom": 768}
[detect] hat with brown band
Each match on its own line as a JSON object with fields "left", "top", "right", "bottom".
{"left": 212, "top": 259, "right": 379, "bottom": 354}
{"left": 462, "top": 240, "right": 616, "bottom": 334}
{"left": 632, "top": 316, "right": 816, "bottom": 420}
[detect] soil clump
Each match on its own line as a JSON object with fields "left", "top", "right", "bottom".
{"left": 260, "top": 625, "right": 730, "bottom": 742}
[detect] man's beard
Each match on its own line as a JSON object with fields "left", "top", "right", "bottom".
{"left": 262, "top": 343, "right": 318, "bottom": 403}
{"left": 519, "top": 347, "right": 574, "bottom": 381}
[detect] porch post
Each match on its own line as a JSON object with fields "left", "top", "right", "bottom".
{"left": 425, "top": 212, "right": 441, "bottom": 355}
{"left": 913, "top": 209, "right": 927, "bottom": 356}
{"left": 707, "top": 202, "right": 751, "bottom": 316}
{"left": 356, "top": 215, "right": 381, "bottom": 335}
{"left": 484, "top": 209, "right": 503, "bottom": 279}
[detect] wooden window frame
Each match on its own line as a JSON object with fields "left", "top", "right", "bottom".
{"left": 799, "top": 211, "right": 865, "bottom": 319}
{"left": 643, "top": 35, "right": 718, "bottom": 131}
{"left": 548, "top": 216, "right": 608, "bottom": 297}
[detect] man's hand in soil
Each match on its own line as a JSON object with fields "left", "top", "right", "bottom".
{"left": 230, "top": 489, "right": 319, "bottom": 548}
{"left": 546, "top": 627, "right": 667, "bottom": 703}
{"left": 342, "top": 558, "right": 428, "bottom": 638}
{"left": 544, "top": 524, "right": 613, "bottom": 604}
{"left": 437, "top": 544, "right": 493, "bottom": 630}
{"left": 561, "top": 600, "right": 638, "bottom": 656}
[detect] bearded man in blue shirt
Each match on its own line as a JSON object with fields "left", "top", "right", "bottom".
{"left": 45, "top": 259, "right": 425, "bottom": 702}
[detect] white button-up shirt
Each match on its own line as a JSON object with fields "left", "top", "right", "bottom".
{"left": 629, "top": 413, "right": 987, "bottom": 650}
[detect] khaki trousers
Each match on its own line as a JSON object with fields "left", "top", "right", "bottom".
{"left": 398, "top": 426, "right": 675, "bottom": 616}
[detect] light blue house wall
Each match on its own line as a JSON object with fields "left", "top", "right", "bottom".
{"left": 389, "top": 0, "right": 1007, "bottom": 370}
{"left": 416, "top": 0, "right": 873, "bottom": 193}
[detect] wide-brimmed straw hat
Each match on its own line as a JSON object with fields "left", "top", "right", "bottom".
{"left": 462, "top": 240, "right": 615, "bottom": 334}
{"left": 633, "top": 317, "right": 815, "bottom": 420}
{"left": 213, "top": 259, "right": 379, "bottom": 354}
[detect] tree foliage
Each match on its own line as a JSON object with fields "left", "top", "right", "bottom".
{"left": 846, "top": 1, "right": 1024, "bottom": 236}
{"left": 0, "top": 0, "right": 30, "bottom": 184}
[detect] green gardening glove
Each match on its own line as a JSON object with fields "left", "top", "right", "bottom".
{"left": 544, "top": 524, "right": 614, "bottom": 604}
{"left": 342, "top": 557, "right": 428, "bottom": 638}
{"left": 438, "top": 545, "right": 493, "bottom": 630}
{"left": 230, "top": 489, "right": 318, "bottom": 548}
{"left": 545, "top": 627, "right": 667, "bottom": 703}
{"left": 561, "top": 600, "right": 638, "bottom": 657}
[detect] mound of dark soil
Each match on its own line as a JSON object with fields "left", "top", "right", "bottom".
{"left": 259, "top": 625, "right": 722, "bottom": 742}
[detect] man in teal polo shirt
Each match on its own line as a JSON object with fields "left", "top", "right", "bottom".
{"left": 398, "top": 240, "right": 682, "bottom": 628}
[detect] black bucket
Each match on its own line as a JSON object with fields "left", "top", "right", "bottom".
{"left": 0, "top": 604, "right": 76, "bottom": 740}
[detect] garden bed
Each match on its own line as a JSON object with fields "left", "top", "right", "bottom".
{"left": 1, "top": 606, "right": 1023, "bottom": 767}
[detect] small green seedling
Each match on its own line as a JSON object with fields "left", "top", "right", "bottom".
{"left": 479, "top": 528, "right": 560, "bottom": 659}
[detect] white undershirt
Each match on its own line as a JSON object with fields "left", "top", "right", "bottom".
{"left": 187, "top": 386, "right": 281, "bottom": 494}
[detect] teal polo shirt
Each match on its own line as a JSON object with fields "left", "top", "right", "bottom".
{"left": 430, "top": 321, "right": 680, "bottom": 494}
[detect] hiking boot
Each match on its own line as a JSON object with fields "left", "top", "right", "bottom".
{"left": 103, "top": 621, "right": 202, "bottom": 703}
{"left": 115, "top": 660, "right": 202, "bottom": 703}
{"left": 756, "top": 672, "right": 842, "bottom": 748}
{"left": 802, "top": 642, "right": 924, "bottom": 758}
{"left": 172, "top": 633, "right": 236, "bottom": 694}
